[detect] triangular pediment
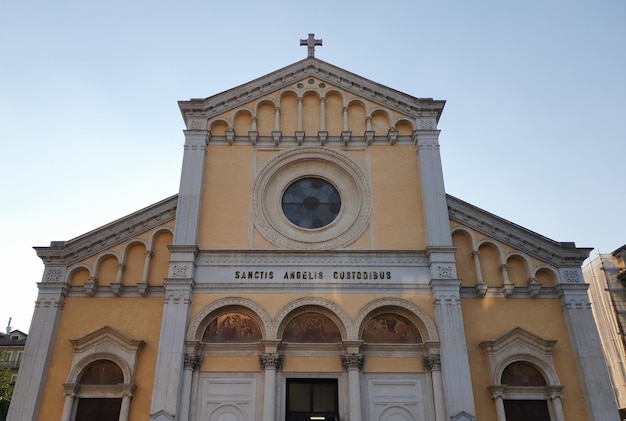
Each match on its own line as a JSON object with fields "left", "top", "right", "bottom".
{"left": 179, "top": 57, "right": 445, "bottom": 138}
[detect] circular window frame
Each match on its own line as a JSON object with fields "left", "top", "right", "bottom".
{"left": 252, "top": 148, "right": 371, "bottom": 249}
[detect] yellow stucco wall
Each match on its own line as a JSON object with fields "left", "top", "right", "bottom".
{"left": 462, "top": 298, "right": 588, "bottom": 421}
{"left": 370, "top": 145, "right": 425, "bottom": 249}
{"left": 198, "top": 145, "right": 254, "bottom": 249}
{"left": 38, "top": 297, "right": 163, "bottom": 421}
{"left": 198, "top": 144, "right": 426, "bottom": 250}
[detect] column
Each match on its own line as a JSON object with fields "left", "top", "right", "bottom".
{"left": 549, "top": 386, "right": 566, "bottom": 421}
{"left": 487, "top": 386, "right": 506, "bottom": 421}
{"left": 141, "top": 250, "right": 153, "bottom": 283}
{"left": 274, "top": 107, "right": 280, "bottom": 131}
{"left": 118, "top": 393, "right": 131, "bottom": 421}
{"left": 60, "top": 391, "right": 74, "bottom": 421}
{"left": 7, "top": 270, "right": 69, "bottom": 421}
{"left": 559, "top": 279, "right": 620, "bottom": 421}
{"left": 179, "top": 354, "right": 202, "bottom": 421}
{"left": 320, "top": 97, "right": 326, "bottom": 131}
{"left": 297, "top": 97, "right": 303, "bottom": 132}
{"left": 341, "top": 353, "right": 364, "bottom": 421}
{"left": 500, "top": 264, "right": 514, "bottom": 296}
{"left": 472, "top": 251, "right": 487, "bottom": 295}
{"left": 259, "top": 353, "right": 283, "bottom": 421}
{"left": 423, "top": 356, "right": 445, "bottom": 421}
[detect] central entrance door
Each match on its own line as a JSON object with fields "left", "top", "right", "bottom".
{"left": 286, "top": 378, "right": 339, "bottom": 421}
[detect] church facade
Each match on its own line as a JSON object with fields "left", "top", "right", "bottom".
{"left": 7, "top": 38, "right": 619, "bottom": 421}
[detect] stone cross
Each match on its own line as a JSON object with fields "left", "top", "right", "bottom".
{"left": 300, "top": 33, "right": 322, "bottom": 58}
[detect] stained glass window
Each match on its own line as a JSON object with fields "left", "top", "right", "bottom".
{"left": 281, "top": 178, "right": 341, "bottom": 229}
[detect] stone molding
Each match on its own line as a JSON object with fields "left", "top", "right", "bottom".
{"left": 34, "top": 196, "right": 177, "bottom": 266}
{"left": 178, "top": 57, "right": 444, "bottom": 128}
{"left": 196, "top": 249, "right": 427, "bottom": 266}
{"left": 479, "top": 327, "right": 560, "bottom": 386}
{"left": 447, "top": 195, "right": 592, "bottom": 267}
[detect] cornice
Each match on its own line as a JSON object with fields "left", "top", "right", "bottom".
{"left": 196, "top": 249, "right": 428, "bottom": 266}
{"left": 179, "top": 58, "right": 445, "bottom": 124}
{"left": 447, "top": 195, "right": 592, "bottom": 267}
{"left": 34, "top": 195, "right": 177, "bottom": 266}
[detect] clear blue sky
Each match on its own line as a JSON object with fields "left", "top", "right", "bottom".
{"left": 1, "top": 0, "right": 625, "bottom": 332}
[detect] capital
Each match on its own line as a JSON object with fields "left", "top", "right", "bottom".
{"left": 341, "top": 353, "right": 364, "bottom": 370}
{"left": 259, "top": 353, "right": 283, "bottom": 370}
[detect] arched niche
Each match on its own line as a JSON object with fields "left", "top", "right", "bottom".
{"left": 395, "top": 119, "right": 414, "bottom": 136}
{"left": 452, "top": 229, "right": 477, "bottom": 286}
{"left": 371, "top": 109, "right": 390, "bottom": 135}
{"left": 210, "top": 120, "right": 229, "bottom": 136}
{"left": 256, "top": 100, "right": 275, "bottom": 136}
{"left": 302, "top": 91, "right": 321, "bottom": 135}
{"left": 478, "top": 242, "right": 504, "bottom": 287}
{"left": 95, "top": 254, "right": 119, "bottom": 286}
{"left": 279, "top": 92, "right": 298, "bottom": 134}
{"left": 354, "top": 298, "right": 439, "bottom": 344}
{"left": 535, "top": 267, "right": 557, "bottom": 287}
{"left": 347, "top": 100, "right": 366, "bottom": 134}
{"left": 506, "top": 254, "right": 530, "bottom": 287}
{"left": 233, "top": 109, "right": 252, "bottom": 136}
{"left": 324, "top": 91, "right": 344, "bottom": 135}
{"left": 187, "top": 298, "right": 271, "bottom": 343}
{"left": 273, "top": 298, "right": 350, "bottom": 342}
{"left": 121, "top": 241, "right": 147, "bottom": 286}
{"left": 148, "top": 229, "right": 172, "bottom": 286}
{"left": 69, "top": 266, "right": 91, "bottom": 287}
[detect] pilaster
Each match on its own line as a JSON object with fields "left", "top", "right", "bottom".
{"left": 430, "top": 276, "right": 476, "bottom": 421}
{"left": 7, "top": 268, "right": 69, "bottom": 421}
{"left": 149, "top": 246, "right": 197, "bottom": 421}
{"left": 559, "top": 279, "right": 620, "bottom": 421}
{"left": 414, "top": 129, "right": 452, "bottom": 247}
{"left": 173, "top": 130, "right": 208, "bottom": 245}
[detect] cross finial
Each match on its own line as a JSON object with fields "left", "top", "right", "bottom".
{"left": 300, "top": 33, "right": 322, "bottom": 58}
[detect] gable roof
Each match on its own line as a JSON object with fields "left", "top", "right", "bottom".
{"left": 178, "top": 57, "right": 445, "bottom": 126}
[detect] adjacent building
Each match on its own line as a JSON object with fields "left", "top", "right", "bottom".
{"left": 0, "top": 327, "right": 26, "bottom": 384}
{"left": 584, "top": 245, "right": 626, "bottom": 417}
{"left": 7, "top": 37, "right": 619, "bottom": 421}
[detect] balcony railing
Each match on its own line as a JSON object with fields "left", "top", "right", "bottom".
{"left": 0, "top": 360, "right": 20, "bottom": 369}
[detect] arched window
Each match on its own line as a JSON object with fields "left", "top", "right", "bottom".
{"left": 480, "top": 328, "right": 566, "bottom": 421}
{"left": 501, "top": 362, "right": 550, "bottom": 421}
{"left": 74, "top": 360, "right": 125, "bottom": 421}
{"left": 60, "top": 327, "right": 145, "bottom": 421}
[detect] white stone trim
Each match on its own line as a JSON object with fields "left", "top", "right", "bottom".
{"left": 252, "top": 147, "right": 371, "bottom": 249}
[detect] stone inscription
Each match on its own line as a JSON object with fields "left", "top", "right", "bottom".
{"left": 233, "top": 269, "right": 392, "bottom": 281}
